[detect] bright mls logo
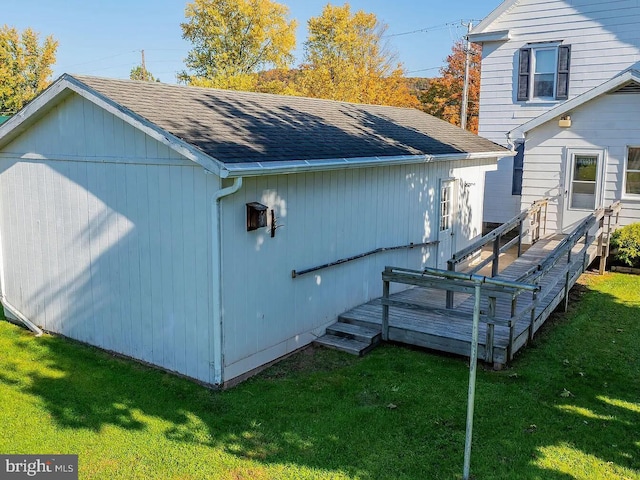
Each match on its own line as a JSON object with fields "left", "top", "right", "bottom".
{"left": 1, "top": 455, "right": 78, "bottom": 479}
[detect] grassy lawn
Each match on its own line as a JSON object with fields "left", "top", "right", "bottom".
{"left": 0, "top": 272, "right": 639, "bottom": 479}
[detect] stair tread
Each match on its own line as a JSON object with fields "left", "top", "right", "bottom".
{"left": 314, "top": 334, "right": 370, "bottom": 355}
{"left": 326, "top": 322, "right": 380, "bottom": 339}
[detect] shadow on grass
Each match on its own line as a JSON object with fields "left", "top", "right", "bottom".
{"left": 0, "top": 275, "right": 638, "bottom": 479}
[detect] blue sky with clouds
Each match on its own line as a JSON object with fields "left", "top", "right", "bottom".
{"left": 4, "top": 0, "right": 499, "bottom": 83}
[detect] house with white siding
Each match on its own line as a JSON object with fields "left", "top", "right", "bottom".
{"left": 0, "top": 74, "right": 508, "bottom": 386}
{"left": 470, "top": 0, "right": 640, "bottom": 232}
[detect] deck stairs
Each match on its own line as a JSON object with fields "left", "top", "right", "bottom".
{"left": 313, "top": 318, "right": 381, "bottom": 355}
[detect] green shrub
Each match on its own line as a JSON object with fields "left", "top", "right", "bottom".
{"left": 611, "top": 222, "right": 640, "bottom": 267}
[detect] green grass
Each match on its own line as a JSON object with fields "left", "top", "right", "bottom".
{"left": 0, "top": 273, "right": 639, "bottom": 479}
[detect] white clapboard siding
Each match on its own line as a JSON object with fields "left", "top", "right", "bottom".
{"left": 0, "top": 93, "right": 217, "bottom": 384}
{"left": 477, "top": 0, "right": 640, "bottom": 223}
{"left": 522, "top": 92, "right": 640, "bottom": 231}
{"left": 219, "top": 158, "right": 494, "bottom": 380}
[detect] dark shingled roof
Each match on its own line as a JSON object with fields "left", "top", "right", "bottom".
{"left": 72, "top": 75, "right": 507, "bottom": 164}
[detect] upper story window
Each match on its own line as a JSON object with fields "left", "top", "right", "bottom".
{"left": 625, "top": 147, "right": 640, "bottom": 196}
{"left": 517, "top": 44, "right": 571, "bottom": 102}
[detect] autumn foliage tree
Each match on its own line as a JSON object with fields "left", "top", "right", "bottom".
{"left": 420, "top": 40, "right": 481, "bottom": 133}
{"left": 0, "top": 25, "right": 58, "bottom": 114}
{"left": 298, "top": 4, "right": 419, "bottom": 107}
{"left": 179, "top": 0, "right": 296, "bottom": 90}
{"left": 130, "top": 65, "right": 158, "bottom": 82}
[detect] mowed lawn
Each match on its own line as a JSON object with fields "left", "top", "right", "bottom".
{"left": 0, "top": 273, "right": 639, "bottom": 480}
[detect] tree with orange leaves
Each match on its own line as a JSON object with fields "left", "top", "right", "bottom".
{"left": 420, "top": 40, "right": 481, "bottom": 133}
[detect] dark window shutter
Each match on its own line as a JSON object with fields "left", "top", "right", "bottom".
{"left": 512, "top": 142, "right": 525, "bottom": 195}
{"left": 517, "top": 48, "right": 531, "bottom": 101}
{"left": 556, "top": 45, "right": 571, "bottom": 100}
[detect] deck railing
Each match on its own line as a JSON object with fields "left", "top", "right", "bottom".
{"left": 515, "top": 201, "right": 622, "bottom": 313}
{"left": 381, "top": 201, "right": 622, "bottom": 363}
{"left": 381, "top": 266, "right": 540, "bottom": 363}
{"left": 445, "top": 198, "right": 549, "bottom": 308}
{"left": 598, "top": 201, "right": 622, "bottom": 274}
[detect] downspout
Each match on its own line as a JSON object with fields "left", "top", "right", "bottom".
{"left": 0, "top": 215, "right": 43, "bottom": 336}
{"left": 211, "top": 176, "right": 243, "bottom": 385}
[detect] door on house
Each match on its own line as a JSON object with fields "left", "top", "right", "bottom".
{"left": 562, "top": 150, "right": 605, "bottom": 232}
{"left": 437, "top": 179, "right": 456, "bottom": 269}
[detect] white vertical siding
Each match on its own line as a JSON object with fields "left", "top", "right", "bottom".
{"left": 220, "top": 159, "right": 494, "bottom": 381}
{"left": 522, "top": 92, "right": 640, "bottom": 231}
{"left": 477, "top": 0, "right": 640, "bottom": 223}
{"left": 0, "top": 93, "right": 216, "bottom": 384}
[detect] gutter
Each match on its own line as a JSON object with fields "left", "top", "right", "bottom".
{"left": 219, "top": 151, "right": 512, "bottom": 178}
{"left": 211, "top": 176, "right": 243, "bottom": 385}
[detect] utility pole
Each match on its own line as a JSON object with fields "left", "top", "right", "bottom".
{"left": 141, "top": 49, "right": 147, "bottom": 81}
{"left": 460, "top": 21, "right": 473, "bottom": 130}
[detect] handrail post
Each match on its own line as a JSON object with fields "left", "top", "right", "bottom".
{"left": 583, "top": 228, "right": 590, "bottom": 272}
{"left": 529, "top": 288, "right": 538, "bottom": 343}
{"left": 446, "top": 260, "right": 455, "bottom": 308}
{"left": 382, "top": 268, "right": 390, "bottom": 341}
{"left": 517, "top": 219, "right": 524, "bottom": 257}
{"left": 564, "top": 247, "right": 572, "bottom": 312}
{"left": 486, "top": 296, "right": 496, "bottom": 363}
{"left": 491, "top": 235, "right": 501, "bottom": 277}
{"left": 598, "top": 214, "right": 606, "bottom": 275}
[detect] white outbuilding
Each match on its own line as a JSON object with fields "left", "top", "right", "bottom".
{"left": 0, "top": 75, "right": 508, "bottom": 386}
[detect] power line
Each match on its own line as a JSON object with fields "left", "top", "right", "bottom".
{"left": 57, "top": 50, "right": 138, "bottom": 71}
{"left": 385, "top": 22, "right": 455, "bottom": 38}
{"left": 406, "top": 66, "right": 443, "bottom": 74}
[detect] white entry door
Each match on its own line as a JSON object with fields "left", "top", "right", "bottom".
{"left": 437, "top": 179, "right": 456, "bottom": 269}
{"left": 562, "top": 150, "right": 604, "bottom": 232}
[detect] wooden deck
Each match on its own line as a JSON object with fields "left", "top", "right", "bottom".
{"left": 339, "top": 235, "right": 587, "bottom": 365}
{"left": 318, "top": 201, "right": 621, "bottom": 363}
{"left": 334, "top": 199, "right": 623, "bottom": 365}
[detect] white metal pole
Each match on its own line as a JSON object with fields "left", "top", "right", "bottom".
{"left": 463, "top": 280, "right": 481, "bottom": 480}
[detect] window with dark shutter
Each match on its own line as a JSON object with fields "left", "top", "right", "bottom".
{"left": 512, "top": 142, "right": 525, "bottom": 195}
{"left": 556, "top": 45, "right": 571, "bottom": 100}
{"left": 517, "top": 48, "right": 531, "bottom": 101}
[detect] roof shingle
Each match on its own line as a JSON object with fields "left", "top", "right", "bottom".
{"left": 72, "top": 75, "right": 508, "bottom": 164}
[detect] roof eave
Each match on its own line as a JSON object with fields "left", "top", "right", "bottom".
{"left": 0, "top": 74, "right": 225, "bottom": 176}
{"left": 471, "top": 0, "right": 520, "bottom": 34}
{"left": 219, "top": 151, "right": 510, "bottom": 178}
{"left": 513, "top": 69, "right": 640, "bottom": 136}
{"left": 468, "top": 30, "right": 510, "bottom": 43}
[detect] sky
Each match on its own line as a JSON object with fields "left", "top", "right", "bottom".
{"left": 4, "top": 0, "right": 499, "bottom": 83}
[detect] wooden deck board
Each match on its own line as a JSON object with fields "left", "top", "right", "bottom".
{"left": 339, "top": 233, "right": 599, "bottom": 364}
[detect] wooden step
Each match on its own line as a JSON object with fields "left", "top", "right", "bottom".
{"left": 326, "top": 322, "right": 381, "bottom": 343}
{"left": 314, "top": 334, "right": 373, "bottom": 356}
{"left": 338, "top": 309, "right": 381, "bottom": 329}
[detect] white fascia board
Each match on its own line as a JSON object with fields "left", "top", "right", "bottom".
{"left": 63, "top": 75, "right": 224, "bottom": 175}
{"left": 470, "top": 0, "right": 519, "bottom": 34}
{"left": 467, "top": 30, "right": 510, "bottom": 43}
{"left": 0, "top": 74, "right": 225, "bottom": 176}
{"left": 220, "top": 151, "right": 510, "bottom": 178}
{"left": 515, "top": 70, "right": 640, "bottom": 136}
{"left": 0, "top": 79, "right": 70, "bottom": 148}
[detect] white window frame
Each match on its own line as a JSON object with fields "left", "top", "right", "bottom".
{"left": 523, "top": 42, "right": 561, "bottom": 103}
{"left": 623, "top": 145, "right": 640, "bottom": 199}
{"left": 439, "top": 179, "right": 455, "bottom": 232}
{"left": 530, "top": 47, "right": 557, "bottom": 100}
